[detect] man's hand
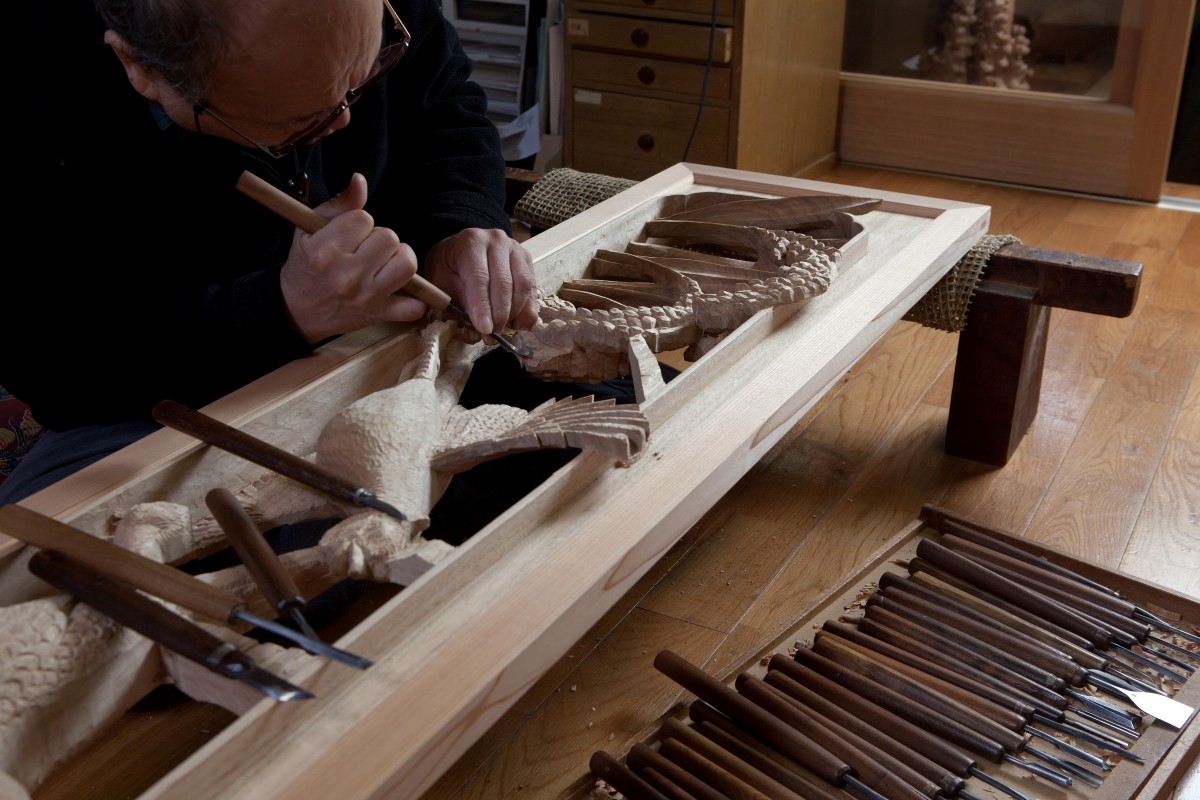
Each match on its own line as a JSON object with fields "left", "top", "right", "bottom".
{"left": 280, "top": 173, "right": 427, "bottom": 343}
{"left": 424, "top": 228, "right": 539, "bottom": 336}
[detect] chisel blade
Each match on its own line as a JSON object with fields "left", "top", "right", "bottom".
{"left": 28, "top": 549, "right": 314, "bottom": 702}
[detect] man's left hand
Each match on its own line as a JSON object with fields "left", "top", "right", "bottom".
{"left": 424, "top": 228, "right": 539, "bottom": 335}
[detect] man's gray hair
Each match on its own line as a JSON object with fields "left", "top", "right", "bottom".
{"left": 93, "top": 0, "right": 232, "bottom": 102}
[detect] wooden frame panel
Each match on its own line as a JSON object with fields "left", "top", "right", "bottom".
{"left": 1, "top": 164, "right": 990, "bottom": 799}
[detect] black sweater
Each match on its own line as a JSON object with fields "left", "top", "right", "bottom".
{"left": 11, "top": 0, "right": 512, "bottom": 431}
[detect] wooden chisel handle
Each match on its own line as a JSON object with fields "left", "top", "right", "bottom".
{"left": 235, "top": 170, "right": 452, "bottom": 310}
{"left": 654, "top": 650, "right": 851, "bottom": 787}
{"left": 811, "top": 634, "right": 1026, "bottom": 752}
{"left": 792, "top": 647, "right": 1008, "bottom": 763}
{"left": 759, "top": 669, "right": 967, "bottom": 798}
{"left": 883, "top": 570, "right": 1107, "bottom": 671}
{"left": 589, "top": 751, "right": 672, "bottom": 800}
{"left": 875, "top": 587, "right": 1090, "bottom": 685}
{"left": 735, "top": 674, "right": 936, "bottom": 800}
{"left": 153, "top": 399, "right": 362, "bottom": 509}
{"left": 687, "top": 704, "right": 849, "bottom": 800}
{"left": 0, "top": 504, "right": 240, "bottom": 623}
{"left": 906, "top": 556, "right": 1093, "bottom": 649}
{"left": 206, "top": 487, "right": 302, "bottom": 612}
{"left": 941, "top": 525, "right": 1135, "bottom": 616}
{"left": 915, "top": 538, "right": 1114, "bottom": 648}
{"left": 658, "top": 717, "right": 809, "bottom": 800}
{"left": 626, "top": 742, "right": 726, "bottom": 800}
{"left": 656, "top": 738, "right": 772, "bottom": 800}
{"left": 821, "top": 619, "right": 1042, "bottom": 721}
{"left": 765, "top": 654, "right": 978, "bottom": 777}
{"left": 30, "top": 549, "right": 234, "bottom": 665}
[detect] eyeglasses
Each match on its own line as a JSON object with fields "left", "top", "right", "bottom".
{"left": 194, "top": 0, "right": 410, "bottom": 159}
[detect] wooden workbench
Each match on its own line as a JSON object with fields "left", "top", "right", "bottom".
{"left": 6, "top": 162, "right": 1173, "bottom": 800}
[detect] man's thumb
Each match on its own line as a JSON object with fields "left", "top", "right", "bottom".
{"left": 316, "top": 172, "right": 368, "bottom": 221}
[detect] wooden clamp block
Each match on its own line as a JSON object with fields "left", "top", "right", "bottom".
{"left": 945, "top": 244, "right": 1142, "bottom": 466}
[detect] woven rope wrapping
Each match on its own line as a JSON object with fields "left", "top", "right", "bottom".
{"left": 512, "top": 168, "right": 637, "bottom": 230}
{"left": 902, "top": 234, "right": 1022, "bottom": 332}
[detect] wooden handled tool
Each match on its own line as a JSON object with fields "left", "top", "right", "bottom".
{"left": 733, "top": 673, "right": 937, "bottom": 800}
{"left": 28, "top": 549, "right": 313, "bottom": 702}
{"left": 589, "top": 751, "right": 672, "bottom": 800}
{"left": 687, "top": 703, "right": 849, "bottom": 800}
{"left": 657, "top": 717, "right": 809, "bottom": 800}
{"left": 236, "top": 170, "right": 532, "bottom": 359}
{"left": 653, "top": 650, "right": 889, "bottom": 800}
{"left": 0, "top": 504, "right": 366, "bottom": 667}
{"left": 204, "top": 488, "right": 373, "bottom": 670}
{"left": 921, "top": 505, "right": 1200, "bottom": 646}
{"left": 915, "top": 538, "right": 1115, "bottom": 648}
{"left": 757, "top": 668, "right": 969, "bottom": 798}
{"left": 152, "top": 399, "right": 407, "bottom": 523}
{"left": 626, "top": 742, "right": 727, "bottom": 800}
{"left": 765, "top": 655, "right": 1030, "bottom": 798}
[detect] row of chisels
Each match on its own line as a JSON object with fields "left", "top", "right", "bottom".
{"left": 0, "top": 494, "right": 373, "bottom": 703}
{"left": 590, "top": 509, "right": 1198, "bottom": 800}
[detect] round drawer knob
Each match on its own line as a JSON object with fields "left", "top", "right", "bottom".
{"left": 637, "top": 65, "right": 656, "bottom": 85}
{"left": 631, "top": 28, "right": 649, "bottom": 47}
{"left": 637, "top": 134, "right": 655, "bottom": 152}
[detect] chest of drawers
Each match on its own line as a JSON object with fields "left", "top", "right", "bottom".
{"left": 563, "top": 0, "right": 846, "bottom": 180}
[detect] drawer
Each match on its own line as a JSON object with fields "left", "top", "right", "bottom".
{"left": 572, "top": 49, "right": 731, "bottom": 101}
{"left": 574, "top": 0, "right": 736, "bottom": 15}
{"left": 569, "top": 88, "right": 729, "bottom": 179}
{"left": 566, "top": 12, "right": 733, "bottom": 64}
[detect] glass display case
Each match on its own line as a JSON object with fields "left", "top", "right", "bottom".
{"left": 836, "top": 0, "right": 1194, "bottom": 200}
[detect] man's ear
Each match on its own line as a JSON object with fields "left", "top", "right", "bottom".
{"left": 104, "top": 29, "right": 165, "bottom": 103}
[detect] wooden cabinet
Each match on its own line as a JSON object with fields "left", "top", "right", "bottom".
{"left": 563, "top": 0, "right": 846, "bottom": 181}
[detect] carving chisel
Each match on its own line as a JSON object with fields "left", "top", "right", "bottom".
{"left": 762, "top": 657, "right": 1036, "bottom": 800}
{"left": 0, "top": 504, "right": 362, "bottom": 666}
{"left": 654, "top": 650, "right": 891, "bottom": 800}
{"left": 793, "top": 645, "right": 1074, "bottom": 787}
{"left": 205, "top": 488, "right": 373, "bottom": 670}
{"left": 687, "top": 702, "right": 852, "bottom": 800}
{"left": 29, "top": 548, "right": 313, "bottom": 702}
{"left": 235, "top": 170, "right": 532, "bottom": 359}
{"left": 152, "top": 399, "right": 407, "bottom": 523}
{"left": 923, "top": 507, "right": 1200, "bottom": 646}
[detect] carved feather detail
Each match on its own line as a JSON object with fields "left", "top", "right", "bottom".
{"left": 431, "top": 395, "right": 651, "bottom": 474}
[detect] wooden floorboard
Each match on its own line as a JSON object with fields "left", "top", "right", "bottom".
{"left": 424, "top": 164, "right": 1200, "bottom": 799}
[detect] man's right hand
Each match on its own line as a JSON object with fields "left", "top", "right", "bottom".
{"left": 280, "top": 173, "right": 427, "bottom": 343}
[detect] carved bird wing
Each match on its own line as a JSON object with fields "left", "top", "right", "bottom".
{"left": 429, "top": 395, "right": 650, "bottom": 476}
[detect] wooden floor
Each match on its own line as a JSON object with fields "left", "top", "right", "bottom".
{"left": 30, "top": 166, "right": 1199, "bottom": 800}
{"left": 422, "top": 165, "right": 1200, "bottom": 799}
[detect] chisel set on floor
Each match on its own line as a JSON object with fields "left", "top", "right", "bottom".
{"left": 591, "top": 508, "right": 1198, "bottom": 800}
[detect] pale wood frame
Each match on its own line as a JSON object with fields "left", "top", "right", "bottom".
{"left": 2, "top": 163, "right": 990, "bottom": 799}
{"left": 837, "top": 0, "right": 1196, "bottom": 201}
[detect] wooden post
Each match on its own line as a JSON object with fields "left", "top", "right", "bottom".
{"left": 945, "top": 245, "right": 1141, "bottom": 466}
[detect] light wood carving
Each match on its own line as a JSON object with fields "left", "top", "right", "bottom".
{"left": 921, "top": 0, "right": 1032, "bottom": 89}
{"left": 0, "top": 507, "right": 316, "bottom": 791}
{"left": 512, "top": 192, "right": 874, "bottom": 381}
{"left": 0, "top": 319, "right": 652, "bottom": 791}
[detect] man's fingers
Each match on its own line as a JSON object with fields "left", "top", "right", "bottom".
{"left": 315, "top": 172, "right": 369, "bottom": 223}
{"left": 383, "top": 294, "right": 430, "bottom": 324}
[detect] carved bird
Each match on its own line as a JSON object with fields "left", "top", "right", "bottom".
{"left": 225, "top": 320, "right": 650, "bottom": 585}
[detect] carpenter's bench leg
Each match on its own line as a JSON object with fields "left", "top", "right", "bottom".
{"left": 945, "top": 245, "right": 1142, "bottom": 466}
